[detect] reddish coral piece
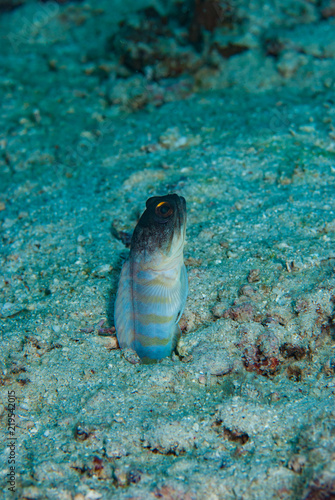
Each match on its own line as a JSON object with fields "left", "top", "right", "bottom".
{"left": 223, "top": 303, "right": 254, "bottom": 322}
{"left": 243, "top": 346, "right": 280, "bottom": 377}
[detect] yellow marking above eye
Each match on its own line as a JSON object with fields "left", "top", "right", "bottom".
{"left": 155, "top": 201, "right": 173, "bottom": 218}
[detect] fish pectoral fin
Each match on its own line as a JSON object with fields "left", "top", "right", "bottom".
{"left": 175, "top": 264, "right": 188, "bottom": 323}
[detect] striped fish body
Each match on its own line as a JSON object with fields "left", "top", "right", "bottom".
{"left": 114, "top": 194, "right": 187, "bottom": 363}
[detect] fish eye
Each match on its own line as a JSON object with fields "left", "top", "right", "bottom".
{"left": 155, "top": 201, "right": 173, "bottom": 218}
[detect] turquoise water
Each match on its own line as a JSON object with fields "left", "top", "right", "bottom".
{"left": 1, "top": 1, "right": 335, "bottom": 499}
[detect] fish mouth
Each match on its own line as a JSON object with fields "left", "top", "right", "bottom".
{"left": 173, "top": 194, "right": 186, "bottom": 232}
{"left": 163, "top": 195, "right": 186, "bottom": 258}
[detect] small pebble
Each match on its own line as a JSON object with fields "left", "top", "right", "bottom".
{"left": 238, "top": 285, "right": 256, "bottom": 298}
{"left": 94, "top": 335, "right": 119, "bottom": 351}
{"left": 85, "top": 490, "right": 102, "bottom": 500}
{"left": 270, "top": 392, "right": 281, "bottom": 402}
{"left": 114, "top": 468, "right": 128, "bottom": 487}
{"left": 248, "top": 269, "right": 260, "bottom": 283}
{"left": 288, "top": 454, "right": 306, "bottom": 473}
{"left": 122, "top": 348, "right": 141, "bottom": 364}
{"left": 21, "top": 487, "right": 43, "bottom": 499}
{"left": 91, "top": 264, "right": 113, "bottom": 277}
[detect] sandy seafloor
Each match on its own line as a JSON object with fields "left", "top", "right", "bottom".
{"left": 1, "top": 1, "right": 335, "bottom": 499}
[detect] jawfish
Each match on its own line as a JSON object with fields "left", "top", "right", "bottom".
{"left": 114, "top": 194, "right": 188, "bottom": 363}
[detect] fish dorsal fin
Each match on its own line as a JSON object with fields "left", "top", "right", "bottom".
{"left": 114, "top": 260, "right": 135, "bottom": 350}
{"left": 132, "top": 264, "right": 187, "bottom": 321}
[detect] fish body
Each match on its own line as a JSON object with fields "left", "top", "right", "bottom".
{"left": 114, "top": 194, "right": 187, "bottom": 363}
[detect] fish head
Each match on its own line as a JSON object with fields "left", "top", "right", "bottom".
{"left": 130, "top": 194, "right": 187, "bottom": 260}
